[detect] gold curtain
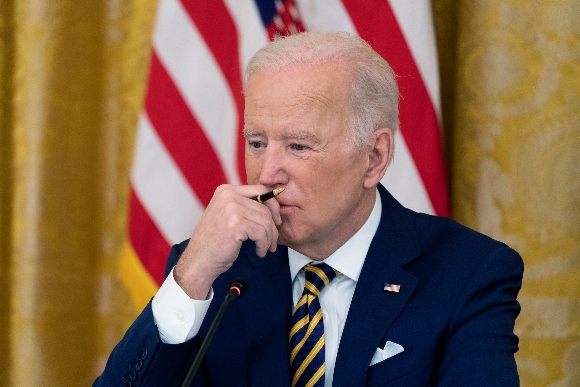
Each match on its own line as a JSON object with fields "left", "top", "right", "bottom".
{"left": 0, "top": 0, "right": 579, "bottom": 386}
{"left": 0, "top": 0, "right": 158, "bottom": 385}
{"left": 438, "top": 1, "right": 580, "bottom": 386}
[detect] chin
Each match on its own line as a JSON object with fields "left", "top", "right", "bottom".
{"left": 276, "top": 232, "right": 292, "bottom": 249}
{"left": 277, "top": 227, "right": 298, "bottom": 249}
{"left": 277, "top": 226, "right": 312, "bottom": 253}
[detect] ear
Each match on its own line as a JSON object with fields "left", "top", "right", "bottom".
{"left": 363, "top": 128, "right": 394, "bottom": 188}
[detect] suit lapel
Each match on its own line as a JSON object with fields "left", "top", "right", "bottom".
{"left": 333, "top": 186, "right": 421, "bottom": 386}
{"left": 238, "top": 245, "right": 293, "bottom": 386}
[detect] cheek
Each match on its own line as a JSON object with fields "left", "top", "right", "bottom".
{"left": 318, "top": 156, "right": 361, "bottom": 183}
{"left": 244, "top": 156, "right": 261, "bottom": 184}
{"left": 309, "top": 157, "right": 367, "bottom": 202}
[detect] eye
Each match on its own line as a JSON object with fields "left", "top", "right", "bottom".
{"left": 290, "top": 143, "right": 309, "bottom": 151}
{"left": 248, "top": 140, "right": 264, "bottom": 149}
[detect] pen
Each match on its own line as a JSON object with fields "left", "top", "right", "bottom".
{"left": 251, "top": 187, "right": 285, "bottom": 203}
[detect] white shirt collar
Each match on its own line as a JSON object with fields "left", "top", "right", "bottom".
{"left": 288, "top": 188, "right": 382, "bottom": 282}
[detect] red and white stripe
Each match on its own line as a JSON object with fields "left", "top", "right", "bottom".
{"left": 126, "top": 0, "right": 448, "bottom": 293}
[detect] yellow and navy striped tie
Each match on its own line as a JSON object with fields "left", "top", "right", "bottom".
{"left": 290, "top": 263, "right": 338, "bottom": 387}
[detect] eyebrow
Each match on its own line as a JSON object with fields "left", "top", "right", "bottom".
{"left": 283, "top": 131, "right": 321, "bottom": 144}
{"left": 243, "top": 129, "right": 261, "bottom": 138}
{"left": 243, "top": 129, "right": 321, "bottom": 145}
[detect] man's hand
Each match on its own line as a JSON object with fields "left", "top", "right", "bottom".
{"left": 173, "top": 184, "right": 282, "bottom": 300}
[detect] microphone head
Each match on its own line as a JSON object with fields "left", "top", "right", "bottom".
{"left": 229, "top": 280, "right": 245, "bottom": 298}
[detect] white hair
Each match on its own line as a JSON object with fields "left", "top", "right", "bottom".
{"left": 245, "top": 31, "right": 399, "bottom": 151}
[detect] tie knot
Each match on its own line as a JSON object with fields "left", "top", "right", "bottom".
{"left": 303, "top": 263, "right": 338, "bottom": 296}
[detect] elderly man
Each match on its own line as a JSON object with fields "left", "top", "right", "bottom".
{"left": 96, "top": 32, "right": 523, "bottom": 386}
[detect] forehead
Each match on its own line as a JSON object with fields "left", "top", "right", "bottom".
{"left": 244, "top": 62, "right": 351, "bottom": 128}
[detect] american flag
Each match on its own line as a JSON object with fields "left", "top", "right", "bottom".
{"left": 121, "top": 0, "right": 449, "bottom": 307}
{"left": 384, "top": 283, "right": 401, "bottom": 293}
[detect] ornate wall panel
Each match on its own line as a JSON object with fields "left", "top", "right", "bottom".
{"left": 452, "top": 1, "right": 580, "bottom": 385}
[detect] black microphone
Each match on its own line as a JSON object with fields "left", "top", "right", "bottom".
{"left": 181, "top": 280, "right": 245, "bottom": 387}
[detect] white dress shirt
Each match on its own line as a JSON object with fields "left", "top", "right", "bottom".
{"left": 288, "top": 192, "right": 381, "bottom": 386}
{"left": 152, "top": 189, "right": 382, "bottom": 386}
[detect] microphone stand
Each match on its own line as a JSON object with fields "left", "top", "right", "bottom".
{"left": 181, "top": 282, "right": 244, "bottom": 387}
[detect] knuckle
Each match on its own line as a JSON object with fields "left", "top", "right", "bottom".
{"left": 215, "top": 185, "right": 236, "bottom": 201}
{"left": 223, "top": 202, "right": 241, "bottom": 217}
{"left": 213, "top": 184, "right": 227, "bottom": 198}
{"left": 226, "top": 212, "right": 243, "bottom": 230}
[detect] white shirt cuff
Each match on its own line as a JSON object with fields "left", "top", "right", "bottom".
{"left": 151, "top": 267, "right": 213, "bottom": 344}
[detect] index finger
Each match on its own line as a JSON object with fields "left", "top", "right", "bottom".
{"left": 229, "top": 184, "right": 283, "bottom": 225}
{"left": 262, "top": 196, "right": 282, "bottom": 226}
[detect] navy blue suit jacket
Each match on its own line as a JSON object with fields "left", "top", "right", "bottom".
{"left": 95, "top": 185, "right": 523, "bottom": 386}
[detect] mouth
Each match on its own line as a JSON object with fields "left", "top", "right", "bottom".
{"left": 279, "top": 204, "right": 300, "bottom": 216}
{"left": 274, "top": 190, "right": 299, "bottom": 212}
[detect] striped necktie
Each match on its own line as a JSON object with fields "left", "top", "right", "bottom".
{"left": 290, "top": 263, "right": 338, "bottom": 387}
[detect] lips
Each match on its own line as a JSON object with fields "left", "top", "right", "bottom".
{"left": 278, "top": 203, "right": 299, "bottom": 213}
{"left": 274, "top": 197, "right": 293, "bottom": 207}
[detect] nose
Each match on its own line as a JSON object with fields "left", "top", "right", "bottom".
{"left": 257, "top": 146, "right": 288, "bottom": 187}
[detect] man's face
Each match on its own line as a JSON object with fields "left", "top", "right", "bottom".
{"left": 244, "top": 61, "right": 375, "bottom": 259}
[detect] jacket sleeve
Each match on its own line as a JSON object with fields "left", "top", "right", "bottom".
{"left": 437, "top": 246, "right": 524, "bottom": 386}
{"left": 94, "top": 240, "right": 207, "bottom": 386}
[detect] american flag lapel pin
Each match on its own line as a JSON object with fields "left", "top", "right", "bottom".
{"left": 384, "top": 283, "right": 401, "bottom": 293}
